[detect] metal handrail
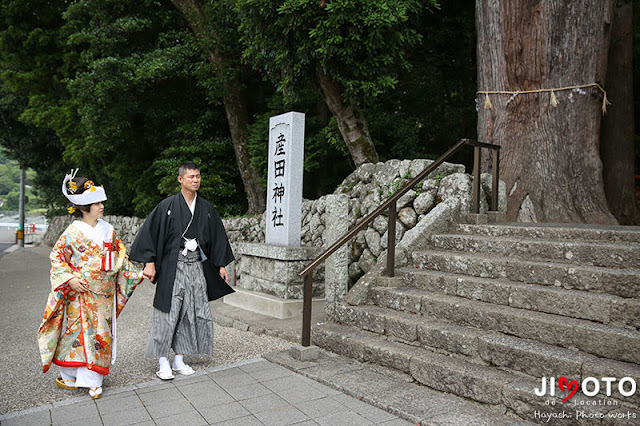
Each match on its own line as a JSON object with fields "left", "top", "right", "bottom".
{"left": 299, "top": 138, "right": 501, "bottom": 346}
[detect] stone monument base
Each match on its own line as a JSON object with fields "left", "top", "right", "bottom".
{"left": 223, "top": 288, "right": 325, "bottom": 320}
{"left": 226, "top": 242, "right": 324, "bottom": 319}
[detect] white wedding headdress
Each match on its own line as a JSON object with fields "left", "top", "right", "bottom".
{"left": 61, "top": 168, "right": 107, "bottom": 205}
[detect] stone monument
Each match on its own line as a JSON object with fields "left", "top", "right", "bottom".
{"left": 224, "top": 112, "right": 325, "bottom": 319}
{"left": 265, "top": 111, "right": 305, "bottom": 247}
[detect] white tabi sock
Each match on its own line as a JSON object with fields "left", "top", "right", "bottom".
{"left": 159, "top": 357, "right": 171, "bottom": 373}
{"left": 173, "top": 354, "right": 186, "bottom": 370}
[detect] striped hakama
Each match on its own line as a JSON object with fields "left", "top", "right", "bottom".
{"left": 146, "top": 250, "right": 213, "bottom": 358}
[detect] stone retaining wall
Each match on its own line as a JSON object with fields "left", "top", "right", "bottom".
{"left": 43, "top": 158, "right": 503, "bottom": 288}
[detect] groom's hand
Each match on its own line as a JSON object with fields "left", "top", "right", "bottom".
{"left": 143, "top": 262, "right": 156, "bottom": 282}
{"left": 219, "top": 266, "right": 229, "bottom": 283}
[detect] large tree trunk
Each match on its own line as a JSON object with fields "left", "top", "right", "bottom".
{"left": 476, "top": 0, "right": 617, "bottom": 224}
{"left": 601, "top": 0, "right": 639, "bottom": 225}
{"left": 317, "top": 71, "right": 379, "bottom": 167}
{"left": 171, "top": 0, "right": 266, "bottom": 214}
{"left": 218, "top": 75, "right": 266, "bottom": 214}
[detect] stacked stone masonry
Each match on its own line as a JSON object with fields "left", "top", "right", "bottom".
{"left": 314, "top": 222, "right": 640, "bottom": 423}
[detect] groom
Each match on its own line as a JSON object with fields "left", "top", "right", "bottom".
{"left": 130, "top": 161, "right": 235, "bottom": 379}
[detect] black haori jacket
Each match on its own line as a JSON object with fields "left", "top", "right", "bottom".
{"left": 129, "top": 192, "right": 235, "bottom": 313}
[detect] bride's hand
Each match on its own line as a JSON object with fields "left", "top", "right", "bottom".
{"left": 68, "top": 277, "right": 88, "bottom": 293}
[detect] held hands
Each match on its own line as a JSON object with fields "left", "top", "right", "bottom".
{"left": 143, "top": 262, "right": 156, "bottom": 282}
{"left": 219, "top": 266, "right": 229, "bottom": 283}
{"left": 143, "top": 262, "right": 225, "bottom": 283}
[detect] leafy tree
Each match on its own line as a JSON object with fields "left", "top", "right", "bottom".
{"left": 247, "top": 91, "right": 353, "bottom": 199}
{"left": 61, "top": 0, "right": 228, "bottom": 215}
{"left": 148, "top": 119, "right": 246, "bottom": 217}
{"left": 363, "top": 0, "right": 476, "bottom": 168}
{"left": 168, "top": 0, "right": 268, "bottom": 214}
{"left": 0, "top": 170, "right": 13, "bottom": 194}
{"left": 0, "top": 0, "right": 82, "bottom": 213}
{"left": 0, "top": 0, "right": 249, "bottom": 216}
{"left": 236, "top": 0, "right": 436, "bottom": 168}
{"left": 3, "top": 190, "right": 21, "bottom": 210}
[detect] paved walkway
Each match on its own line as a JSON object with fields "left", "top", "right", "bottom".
{"left": 0, "top": 358, "right": 413, "bottom": 426}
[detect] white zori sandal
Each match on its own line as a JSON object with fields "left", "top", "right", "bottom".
{"left": 89, "top": 387, "right": 102, "bottom": 399}
{"left": 172, "top": 364, "right": 195, "bottom": 376}
{"left": 156, "top": 369, "right": 175, "bottom": 380}
{"left": 172, "top": 355, "right": 195, "bottom": 376}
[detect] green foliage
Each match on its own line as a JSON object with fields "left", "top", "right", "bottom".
{"left": 367, "top": 0, "right": 477, "bottom": 168}
{"left": 236, "top": 0, "right": 476, "bottom": 173}
{"left": 0, "top": 0, "right": 248, "bottom": 217}
{"left": 246, "top": 91, "right": 353, "bottom": 199}
{"left": 0, "top": 0, "right": 482, "bottom": 217}
{"left": 3, "top": 190, "right": 21, "bottom": 210}
{"left": 5, "top": 0, "right": 632, "bottom": 220}
{"left": 147, "top": 123, "right": 246, "bottom": 217}
{"left": 0, "top": 163, "right": 17, "bottom": 193}
{"left": 0, "top": 154, "right": 41, "bottom": 210}
{"left": 237, "top": 0, "right": 435, "bottom": 103}
{"left": 60, "top": 0, "right": 221, "bottom": 215}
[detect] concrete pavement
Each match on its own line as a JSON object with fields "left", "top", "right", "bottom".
{"left": 0, "top": 244, "right": 529, "bottom": 425}
{"left": 0, "top": 229, "right": 17, "bottom": 259}
{"left": 0, "top": 357, "right": 415, "bottom": 426}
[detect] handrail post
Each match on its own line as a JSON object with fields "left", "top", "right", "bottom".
{"left": 491, "top": 148, "right": 499, "bottom": 211}
{"left": 472, "top": 145, "right": 481, "bottom": 214}
{"left": 386, "top": 200, "right": 397, "bottom": 277}
{"left": 302, "top": 273, "right": 313, "bottom": 346}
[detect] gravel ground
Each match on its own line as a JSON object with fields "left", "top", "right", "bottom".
{"left": 0, "top": 246, "right": 294, "bottom": 415}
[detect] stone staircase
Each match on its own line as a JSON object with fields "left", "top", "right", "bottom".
{"left": 312, "top": 223, "right": 640, "bottom": 422}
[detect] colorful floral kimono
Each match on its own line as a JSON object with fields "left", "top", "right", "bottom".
{"left": 38, "top": 220, "right": 143, "bottom": 376}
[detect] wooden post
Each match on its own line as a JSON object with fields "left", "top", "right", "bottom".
{"left": 491, "top": 149, "right": 499, "bottom": 212}
{"left": 301, "top": 273, "right": 313, "bottom": 346}
{"left": 473, "top": 145, "right": 481, "bottom": 214}
{"left": 386, "top": 200, "right": 396, "bottom": 277}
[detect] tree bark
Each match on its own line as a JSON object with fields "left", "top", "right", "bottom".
{"left": 170, "top": 0, "right": 266, "bottom": 214}
{"left": 476, "top": 0, "right": 617, "bottom": 224}
{"left": 317, "top": 71, "right": 379, "bottom": 167}
{"left": 600, "top": 0, "right": 639, "bottom": 225}
{"left": 218, "top": 75, "right": 266, "bottom": 214}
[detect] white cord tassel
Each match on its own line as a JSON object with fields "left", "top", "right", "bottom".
{"left": 550, "top": 90, "right": 558, "bottom": 108}
{"left": 484, "top": 93, "right": 493, "bottom": 110}
{"left": 602, "top": 92, "right": 611, "bottom": 115}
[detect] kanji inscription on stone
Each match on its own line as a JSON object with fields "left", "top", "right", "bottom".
{"left": 265, "top": 111, "right": 305, "bottom": 246}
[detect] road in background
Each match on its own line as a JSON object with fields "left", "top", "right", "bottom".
{"left": 0, "top": 214, "right": 47, "bottom": 259}
{"left": 0, "top": 229, "right": 14, "bottom": 258}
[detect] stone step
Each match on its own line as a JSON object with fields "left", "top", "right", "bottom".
{"left": 334, "top": 303, "right": 640, "bottom": 409}
{"left": 429, "top": 233, "right": 640, "bottom": 269}
{"left": 455, "top": 223, "right": 640, "bottom": 244}
{"left": 399, "top": 268, "right": 640, "bottom": 329}
{"left": 311, "top": 323, "right": 638, "bottom": 420}
{"left": 311, "top": 322, "right": 521, "bottom": 405}
{"left": 369, "top": 287, "right": 640, "bottom": 364}
{"left": 412, "top": 250, "right": 640, "bottom": 299}
{"left": 335, "top": 303, "right": 485, "bottom": 358}
{"left": 334, "top": 304, "right": 597, "bottom": 379}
